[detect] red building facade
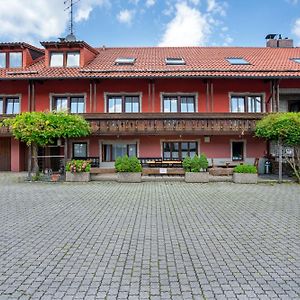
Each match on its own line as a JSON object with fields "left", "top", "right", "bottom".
{"left": 1, "top": 38, "right": 300, "bottom": 173}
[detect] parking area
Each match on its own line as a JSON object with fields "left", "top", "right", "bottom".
{"left": 0, "top": 179, "right": 299, "bottom": 299}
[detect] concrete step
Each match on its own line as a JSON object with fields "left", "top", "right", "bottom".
{"left": 142, "top": 176, "right": 184, "bottom": 182}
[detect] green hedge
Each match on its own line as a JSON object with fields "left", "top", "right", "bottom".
{"left": 182, "top": 154, "right": 209, "bottom": 172}
{"left": 233, "top": 164, "right": 257, "bottom": 174}
{"left": 115, "top": 155, "right": 142, "bottom": 172}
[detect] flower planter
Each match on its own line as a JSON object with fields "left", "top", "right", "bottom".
{"left": 51, "top": 174, "right": 60, "bottom": 182}
{"left": 117, "top": 172, "right": 142, "bottom": 183}
{"left": 66, "top": 172, "right": 90, "bottom": 182}
{"left": 233, "top": 173, "right": 257, "bottom": 184}
{"left": 185, "top": 172, "right": 209, "bottom": 183}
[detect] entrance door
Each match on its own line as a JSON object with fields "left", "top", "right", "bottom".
{"left": 0, "top": 138, "right": 11, "bottom": 171}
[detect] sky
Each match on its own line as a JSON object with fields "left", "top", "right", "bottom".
{"left": 0, "top": 0, "right": 300, "bottom": 48}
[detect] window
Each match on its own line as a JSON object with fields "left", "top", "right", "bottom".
{"left": 102, "top": 143, "right": 137, "bottom": 162}
{"left": 67, "top": 52, "right": 80, "bottom": 67}
{"left": 163, "top": 141, "right": 198, "bottom": 160}
{"left": 50, "top": 52, "right": 64, "bottom": 67}
{"left": 9, "top": 52, "right": 22, "bottom": 68}
{"left": 165, "top": 58, "right": 185, "bottom": 65}
{"left": 50, "top": 51, "right": 80, "bottom": 67}
{"left": 0, "top": 97, "right": 20, "bottom": 114}
{"left": 163, "top": 95, "right": 195, "bottom": 113}
{"left": 227, "top": 57, "right": 250, "bottom": 65}
{"left": 73, "top": 143, "right": 87, "bottom": 158}
{"left": 115, "top": 57, "right": 135, "bottom": 65}
{"left": 52, "top": 96, "right": 85, "bottom": 113}
{"left": 70, "top": 97, "right": 85, "bottom": 113}
{"left": 0, "top": 52, "right": 22, "bottom": 68}
{"left": 232, "top": 141, "right": 244, "bottom": 161}
{"left": 231, "top": 95, "right": 262, "bottom": 113}
{"left": 0, "top": 53, "right": 5, "bottom": 68}
{"left": 291, "top": 58, "right": 300, "bottom": 64}
{"left": 107, "top": 95, "right": 140, "bottom": 113}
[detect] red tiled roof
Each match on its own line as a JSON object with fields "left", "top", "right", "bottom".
{"left": 1, "top": 46, "right": 300, "bottom": 80}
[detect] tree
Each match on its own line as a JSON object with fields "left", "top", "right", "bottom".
{"left": 255, "top": 112, "right": 300, "bottom": 183}
{"left": 2, "top": 111, "right": 91, "bottom": 177}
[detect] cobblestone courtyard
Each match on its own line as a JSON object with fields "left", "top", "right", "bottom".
{"left": 0, "top": 180, "right": 299, "bottom": 299}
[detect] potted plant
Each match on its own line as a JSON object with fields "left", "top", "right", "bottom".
{"left": 115, "top": 155, "right": 142, "bottom": 183}
{"left": 66, "top": 160, "right": 91, "bottom": 182}
{"left": 233, "top": 164, "right": 258, "bottom": 184}
{"left": 183, "top": 154, "right": 209, "bottom": 183}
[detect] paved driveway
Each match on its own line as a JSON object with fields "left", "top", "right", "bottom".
{"left": 0, "top": 180, "right": 299, "bottom": 300}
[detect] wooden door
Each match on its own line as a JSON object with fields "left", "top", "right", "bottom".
{"left": 0, "top": 138, "right": 11, "bottom": 171}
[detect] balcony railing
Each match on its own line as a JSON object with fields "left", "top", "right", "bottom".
{"left": 0, "top": 113, "right": 265, "bottom": 137}
{"left": 84, "top": 113, "right": 264, "bottom": 136}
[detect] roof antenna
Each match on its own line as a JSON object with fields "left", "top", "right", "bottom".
{"left": 64, "top": 0, "right": 80, "bottom": 42}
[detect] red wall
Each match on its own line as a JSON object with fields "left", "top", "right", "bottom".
{"left": 0, "top": 81, "right": 28, "bottom": 112}
{"left": 34, "top": 79, "right": 91, "bottom": 112}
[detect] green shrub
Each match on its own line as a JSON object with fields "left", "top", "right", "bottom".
{"left": 115, "top": 155, "right": 142, "bottom": 172}
{"left": 233, "top": 164, "right": 257, "bottom": 174}
{"left": 183, "top": 154, "right": 209, "bottom": 172}
{"left": 66, "top": 160, "right": 91, "bottom": 173}
{"left": 199, "top": 153, "right": 209, "bottom": 170}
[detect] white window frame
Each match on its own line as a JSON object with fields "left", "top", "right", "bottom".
{"left": 230, "top": 139, "right": 247, "bottom": 162}
{"left": 160, "top": 92, "right": 198, "bottom": 113}
{"left": 49, "top": 93, "right": 86, "bottom": 113}
{"left": 104, "top": 92, "right": 143, "bottom": 113}
{"left": 228, "top": 92, "right": 265, "bottom": 113}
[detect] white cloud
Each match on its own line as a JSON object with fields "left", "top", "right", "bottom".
{"left": 159, "top": 2, "right": 210, "bottom": 46}
{"left": 286, "top": 0, "right": 298, "bottom": 4}
{"left": 292, "top": 18, "right": 300, "bottom": 43}
{"left": 146, "top": 0, "right": 156, "bottom": 7}
{"left": 189, "top": 0, "right": 200, "bottom": 5}
{"left": 117, "top": 9, "right": 135, "bottom": 25}
{"left": 0, "top": 0, "right": 68, "bottom": 43}
{"left": 75, "top": 0, "right": 109, "bottom": 22}
{"left": 207, "top": 0, "right": 226, "bottom": 16}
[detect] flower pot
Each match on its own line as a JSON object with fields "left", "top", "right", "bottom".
{"left": 66, "top": 172, "right": 90, "bottom": 182}
{"left": 51, "top": 174, "right": 60, "bottom": 182}
{"left": 233, "top": 173, "right": 257, "bottom": 184}
{"left": 117, "top": 172, "right": 142, "bottom": 183}
{"left": 185, "top": 172, "right": 209, "bottom": 183}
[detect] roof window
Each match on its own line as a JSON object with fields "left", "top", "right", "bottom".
{"left": 165, "top": 57, "right": 185, "bottom": 65}
{"left": 115, "top": 57, "right": 136, "bottom": 65}
{"left": 227, "top": 57, "right": 250, "bottom": 65}
{"left": 291, "top": 58, "right": 300, "bottom": 64}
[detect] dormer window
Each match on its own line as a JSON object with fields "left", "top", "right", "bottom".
{"left": 50, "top": 51, "right": 80, "bottom": 67}
{"left": 67, "top": 52, "right": 80, "bottom": 67}
{"left": 9, "top": 52, "right": 22, "bottom": 68}
{"left": 165, "top": 58, "right": 185, "bottom": 65}
{"left": 227, "top": 57, "right": 250, "bottom": 65}
{"left": 0, "top": 52, "right": 22, "bottom": 68}
{"left": 50, "top": 52, "right": 64, "bottom": 67}
{"left": 0, "top": 53, "right": 5, "bottom": 68}
{"left": 115, "top": 57, "right": 135, "bottom": 65}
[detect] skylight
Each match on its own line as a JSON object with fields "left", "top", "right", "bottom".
{"left": 115, "top": 57, "right": 136, "bottom": 65}
{"left": 291, "top": 58, "right": 300, "bottom": 64}
{"left": 165, "top": 57, "right": 185, "bottom": 65}
{"left": 227, "top": 57, "right": 250, "bottom": 65}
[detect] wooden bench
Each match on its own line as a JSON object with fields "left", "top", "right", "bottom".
{"left": 142, "top": 168, "right": 185, "bottom": 176}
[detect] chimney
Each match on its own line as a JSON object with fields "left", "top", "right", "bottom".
{"left": 265, "top": 34, "right": 294, "bottom": 48}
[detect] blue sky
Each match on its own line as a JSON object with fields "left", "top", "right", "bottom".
{"left": 0, "top": 0, "right": 300, "bottom": 47}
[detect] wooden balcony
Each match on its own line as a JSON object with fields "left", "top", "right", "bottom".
{"left": 84, "top": 113, "right": 264, "bottom": 136}
{"left": 0, "top": 113, "right": 264, "bottom": 137}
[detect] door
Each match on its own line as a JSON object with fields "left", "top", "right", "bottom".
{"left": 0, "top": 138, "right": 11, "bottom": 171}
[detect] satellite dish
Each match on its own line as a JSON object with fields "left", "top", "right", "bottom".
{"left": 65, "top": 33, "right": 76, "bottom": 42}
